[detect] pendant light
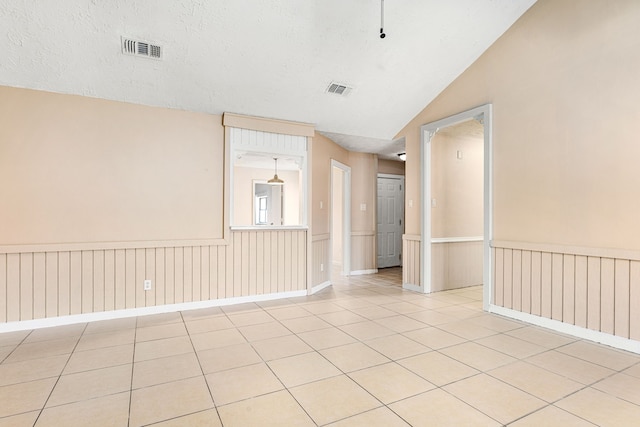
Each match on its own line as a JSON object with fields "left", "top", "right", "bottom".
{"left": 380, "top": 0, "right": 386, "bottom": 38}
{"left": 268, "top": 158, "right": 284, "bottom": 184}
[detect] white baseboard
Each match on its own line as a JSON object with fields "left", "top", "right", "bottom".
{"left": 311, "top": 281, "right": 332, "bottom": 294}
{"left": 350, "top": 269, "right": 378, "bottom": 276}
{"left": 0, "top": 290, "right": 307, "bottom": 334}
{"left": 402, "top": 283, "right": 424, "bottom": 293}
{"left": 489, "top": 305, "right": 640, "bottom": 355}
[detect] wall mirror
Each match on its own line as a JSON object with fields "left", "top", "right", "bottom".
{"left": 233, "top": 152, "right": 303, "bottom": 226}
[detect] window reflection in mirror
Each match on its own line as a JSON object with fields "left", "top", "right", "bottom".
{"left": 254, "top": 182, "right": 283, "bottom": 225}
{"left": 233, "top": 153, "right": 302, "bottom": 226}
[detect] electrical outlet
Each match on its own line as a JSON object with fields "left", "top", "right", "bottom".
{"left": 320, "top": 263, "right": 324, "bottom": 272}
{"left": 144, "top": 279, "right": 152, "bottom": 291}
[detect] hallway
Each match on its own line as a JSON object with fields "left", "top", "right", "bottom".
{"left": 1, "top": 271, "right": 640, "bottom": 426}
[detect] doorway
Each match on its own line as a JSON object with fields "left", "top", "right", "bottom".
{"left": 331, "top": 160, "right": 351, "bottom": 280}
{"left": 418, "top": 104, "right": 493, "bottom": 310}
{"left": 377, "top": 174, "right": 404, "bottom": 269}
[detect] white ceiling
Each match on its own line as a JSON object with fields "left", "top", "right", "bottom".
{"left": 0, "top": 0, "right": 536, "bottom": 156}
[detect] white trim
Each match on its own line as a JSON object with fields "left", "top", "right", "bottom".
{"left": 311, "top": 281, "right": 332, "bottom": 294}
{"left": 350, "top": 269, "right": 378, "bottom": 276}
{"left": 330, "top": 160, "right": 352, "bottom": 279}
{"left": 0, "top": 290, "right": 307, "bottom": 333}
{"left": 419, "top": 104, "right": 493, "bottom": 312}
{"left": 377, "top": 173, "right": 405, "bottom": 180}
{"left": 402, "top": 283, "right": 423, "bottom": 293}
{"left": 489, "top": 305, "right": 640, "bottom": 355}
{"left": 431, "top": 236, "right": 483, "bottom": 244}
{"left": 492, "top": 240, "right": 640, "bottom": 262}
{"left": 230, "top": 225, "right": 308, "bottom": 231}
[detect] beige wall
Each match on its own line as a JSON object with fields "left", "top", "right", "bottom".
{"left": 398, "top": 0, "right": 640, "bottom": 251}
{"left": 0, "top": 86, "right": 224, "bottom": 247}
{"left": 310, "top": 133, "right": 349, "bottom": 236}
{"left": 378, "top": 159, "right": 405, "bottom": 176}
{"left": 397, "top": 0, "right": 640, "bottom": 340}
{"left": 431, "top": 132, "right": 483, "bottom": 238}
{"left": 0, "top": 89, "right": 312, "bottom": 324}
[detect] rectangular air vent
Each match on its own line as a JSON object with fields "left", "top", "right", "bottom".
{"left": 121, "top": 37, "right": 163, "bottom": 60}
{"left": 326, "top": 82, "right": 352, "bottom": 96}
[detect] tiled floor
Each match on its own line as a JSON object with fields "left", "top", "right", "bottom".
{"left": 1, "top": 267, "right": 640, "bottom": 426}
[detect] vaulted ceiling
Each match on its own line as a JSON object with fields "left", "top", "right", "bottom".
{"left": 0, "top": 0, "right": 536, "bottom": 157}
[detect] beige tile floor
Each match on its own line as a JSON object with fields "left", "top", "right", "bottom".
{"left": 1, "top": 267, "right": 640, "bottom": 426}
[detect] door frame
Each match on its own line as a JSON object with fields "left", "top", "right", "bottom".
{"left": 419, "top": 104, "right": 493, "bottom": 310}
{"left": 376, "top": 173, "right": 405, "bottom": 269}
{"left": 330, "top": 160, "right": 351, "bottom": 278}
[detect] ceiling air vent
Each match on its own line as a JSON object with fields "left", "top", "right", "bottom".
{"left": 121, "top": 37, "right": 163, "bottom": 60}
{"left": 326, "top": 82, "right": 352, "bottom": 96}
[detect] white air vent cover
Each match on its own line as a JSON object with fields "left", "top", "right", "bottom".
{"left": 121, "top": 37, "right": 162, "bottom": 60}
{"left": 326, "top": 82, "right": 352, "bottom": 96}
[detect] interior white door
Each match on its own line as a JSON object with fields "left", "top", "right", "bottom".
{"left": 377, "top": 176, "right": 404, "bottom": 268}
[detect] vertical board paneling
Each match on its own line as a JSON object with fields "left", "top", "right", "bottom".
{"left": 494, "top": 248, "right": 504, "bottom": 306}
{"left": 104, "top": 250, "right": 115, "bottom": 312}
{"left": 81, "top": 251, "right": 93, "bottom": 314}
{"left": 521, "top": 251, "right": 532, "bottom": 314}
{"left": 29, "top": 252, "right": 47, "bottom": 319}
{"left": 587, "top": 256, "right": 601, "bottom": 331}
{"left": 0, "top": 229, "right": 310, "bottom": 324}
{"left": 287, "top": 231, "right": 295, "bottom": 292}
{"left": 6, "top": 254, "right": 20, "bottom": 321}
{"left": 298, "top": 231, "right": 306, "bottom": 290}
{"left": 530, "top": 251, "right": 542, "bottom": 316}
{"left": 225, "top": 239, "right": 234, "bottom": 297}
{"left": 219, "top": 244, "right": 228, "bottom": 298}
{"left": 70, "top": 251, "right": 82, "bottom": 315}
{"left": 574, "top": 256, "right": 588, "bottom": 328}
{"left": 183, "top": 246, "right": 193, "bottom": 302}
{"left": 263, "top": 232, "right": 272, "bottom": 293}
{"left": 191, "top": 246, "right": 201, "bottom": 302}
{"left": 155, "top": 248, "right": 165, "bottom": 306}
{"left": 540, "top": 252, "right": 552, "bottom": 318}
{"left": 135, "top": 249, "right": 145, "bottom": 308}
{"left": 562, "top": 255, "right": 575, "bottom": 325}
{"left": 209, "top": 246, "right": 218, "bottom": 300}
{"left": 0, "top": 254, "right": 6, "bottom": 322}
{"left": 44, "top": 253, "right": 58, "bottom": 318}
{"left": 58, "top": 252, "right": 70, "bottom": 316}
{"left": 600, "top": 258, "right": 615, "bottom": 335}
{"left": 32, "top": 253, "right": 46, "bottom": 319}
{"left": 124, "top": 249, "right": 136, "bottom": 309}
{"left": 270, "top": 232, "right": 278, "bottom": 293}
{"left": 200, "top": 246, "right": 210, "bottom": 301}
{"left": 145, "top": 249, "right": 156, "bottom": 307}
{"left": 614, "top": 259, "right": 630, "bottom": 338}
{"left": 512, "top": 250, "right": 522, "bottom": 311}
{"left": 174, "top": 247, "right": 184, "bottom": 303}
{"left": 165, "top": 248, "right": 175, "bottom": 304}
{"left": 630, "top": 261, "right": 640, "bottom": 341}
{"left": 114, "top": 250, "right": 126, "bottom": 310}
{"left": 551, "top": 253, "right": 563, "bottom": 321}
{"left": 257, "top": 234, "right": 265, "bottom": 293}
{"left": 240, "top": 233, "right": 249, "bottom": 296}
{"left": 20, "top": 253, "right": 33, "bottom": 320}
{"left": 503, "top": 249, "right": 513, "bottom": 309}
{"left": 277, "top": 232, "right": 286, "bottom": 293}
{"left": 93, "top": 250, "right": 104, "bottom": 313}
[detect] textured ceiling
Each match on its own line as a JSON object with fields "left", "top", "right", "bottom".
{"left": 0, "top": 0, "right": 536, "bottom": 155}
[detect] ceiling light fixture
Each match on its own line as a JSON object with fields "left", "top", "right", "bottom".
{"left": 268, "top": 158, "right": 284, "bottom": 184}
{"left": 398, "top": 152, "right": 406, "bottom": 161}
{"left": 380, "top": 0, "right": 386, "bottom": 38}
